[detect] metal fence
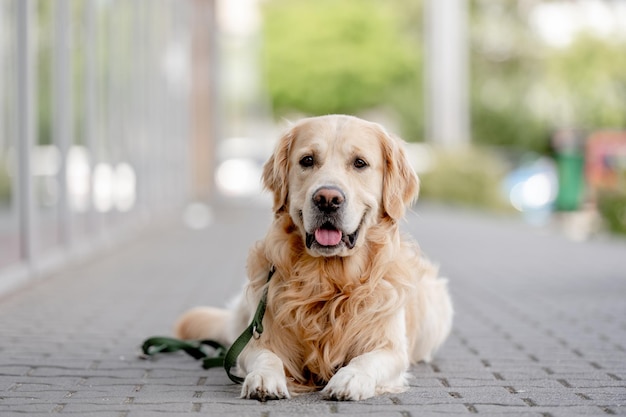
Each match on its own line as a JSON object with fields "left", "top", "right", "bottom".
{"left": 0, "top": 0, "right": 197, "bottom": 293}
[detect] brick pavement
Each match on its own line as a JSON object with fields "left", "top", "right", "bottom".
{"left": 1, "top": 203, "right": 625, "bottom": 416}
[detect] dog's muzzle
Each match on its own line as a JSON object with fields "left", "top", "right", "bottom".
{"left": 304, "top": 186, "right": 359, "bottom": 251}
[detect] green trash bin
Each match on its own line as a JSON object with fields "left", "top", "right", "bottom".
{"left": 555, "top": 152, "right": 584, "bottom": 211}
{"left": 552, "top": 129, "right": 586, "bottom": 212}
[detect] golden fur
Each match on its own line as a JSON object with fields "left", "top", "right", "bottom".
{"left": 175, "top": 115, "right": 452, "bottom": 401}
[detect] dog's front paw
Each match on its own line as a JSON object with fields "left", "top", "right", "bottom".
{"left": 322, "top": 368, "right": 376, "bottom": 401}
{"left": 241, "top": 370, "right": 290, "bottom": 402}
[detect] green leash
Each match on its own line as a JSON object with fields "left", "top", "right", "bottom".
{"left": 141, "top": 267, "right": 275, "bottom": 384}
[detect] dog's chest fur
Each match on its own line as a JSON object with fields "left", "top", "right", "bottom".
{"left": 265, "top": 259, "right": 399, "bottom": 388}
{"left": 252, "top": 214, "right": 409, "bottom": 390}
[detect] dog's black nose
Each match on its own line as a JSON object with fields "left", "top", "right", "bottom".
{"left": 313, "top": 186, "right": 345, "bottom": 212}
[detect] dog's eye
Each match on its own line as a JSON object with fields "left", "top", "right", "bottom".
{"left": 299, "top": 155, "right": 315, "bottom": 168}
{"left": 353, "top": 158, "right": 368, "bottom": 169}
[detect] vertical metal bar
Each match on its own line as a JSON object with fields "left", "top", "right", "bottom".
{"left": 102, "top": 0, "right": 113, "bottom": 222}
{"left": 132, "top": 0, "right": 145, "bottom": 214}
{"left": 54, "top": 0, "right": 72, "bottom": 246}
{"left": 424, "top": 0, "right": 470, "bottom": 147}
{"left": 0, "top": 3, "right": 4, "bottom": 149}
{"left": 152, "top": 3, "right": 160, "bottom": 210}
{"left": 93, "top": 1, "right": 106, "bottom": 219}
{"left": 165, "top": 3, "right": 176, "bottom": 207}
{"left": 84, "top": 0, "right": 96, "bottom": 233}
{"left": 208, "top": 0, "right": 220, "bottom": 195}
{"left": 105, "top": 0, "right": 115, "bottom": 198}
{"left": 179, "top": 2, "right": 189, "bottom": 207}
{"left": 91, "top": 0, "right": 105, "bottom": 234}
{"left": 147, "top": 3, "right": 157, "bottom": 212}
{"left": 128, "top": 0, "right": 140, "bottom": 217}
{"left": 16, "top": 0, "right": 36, "bottom": 262}
{"left": 190, "top": 0, "right": 217, "bottom": 202}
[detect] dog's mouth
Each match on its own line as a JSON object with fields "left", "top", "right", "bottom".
{"left": 305, "top": 222, "right": 359, "bottom": 250}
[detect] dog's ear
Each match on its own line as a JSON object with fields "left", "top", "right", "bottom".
{"left": 379, "top": 129, "right": 419, "bottom": 220}
{"left": 262, "top": 127, "right": 295, "bottom": 214}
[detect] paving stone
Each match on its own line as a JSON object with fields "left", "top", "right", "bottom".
{"left": 1, "top": 202, "right": 625, "bottom": 416}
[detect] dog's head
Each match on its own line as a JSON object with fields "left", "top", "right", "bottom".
{"left": 262, "top": 115, "right": 418, "bottom": 257}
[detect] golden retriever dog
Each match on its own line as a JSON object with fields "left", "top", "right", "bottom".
{"left": 175, "top": 115, "right": 452, "bottom": 401}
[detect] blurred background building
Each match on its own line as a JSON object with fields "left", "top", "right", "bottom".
{"left": 1, "top": 0, "right": 625, "bottom": 294}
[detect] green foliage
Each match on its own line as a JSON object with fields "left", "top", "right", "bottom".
{"left": 469, "top": 2, "right": 626, "bottom": 153}
{"left": 469, "top": 1, "right": 551, "bottom": 152}
{"left": 597, "top": 188, "right": 626, "bottom": 235}
{"left": 419, "top": 147, "right": 511, "bottom": 211}
{"left": 471, "top": 100, "right": 550, "bottom": 153}
{"left": 262, "top": 1, "right": 626, "bottom": 151}
{"left": 544, "top": 36, "right": 626, "bottom": 129}
{"left": 261, "top": 0, "right": 422, "bottom": 139}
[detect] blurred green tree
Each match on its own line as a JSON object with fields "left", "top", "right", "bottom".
{"left": 469, "top": 1, "right": 552, "bottom": 152}
{"left": 262, "top": 0, "right": 626, "bottom": 153}
{"left": 470, "top": 1, "right": 626, "bottom": 153}
{"left": 261, "top": 0, "right": 424, "bottom": 140}
{"left": 544, "top": 35, "right": 626, "bottom": 130}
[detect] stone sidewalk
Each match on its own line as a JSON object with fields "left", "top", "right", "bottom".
{"left": 1, "top": 203, "right": 625, "bottom": 416}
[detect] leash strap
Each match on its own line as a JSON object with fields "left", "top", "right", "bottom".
{"left": 141, "top": 336, "right": 227, "bottom": 363}
{"left": 141, "top": 267, "right": 275, "bottom": 385}
{"left": 223, "top": 270, "right": 272, "bottom": 383}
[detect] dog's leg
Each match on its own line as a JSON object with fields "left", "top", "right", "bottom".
{"left": 174, "top": 306, "right": 233, "bottom": 345}
{"left": 411, "top": 275, "right": 453, "bottom": 363}
{"left": 239, "top": 346, "right": 290, "bottom": 401}
{"left": 322, "top": 310, "right": 410, "bottom": 401}
{"left": 321, "top": 348, "right": 409, "bottom": 401}
{"left": 174, "top": 289, "right": 255, "bottom": 345}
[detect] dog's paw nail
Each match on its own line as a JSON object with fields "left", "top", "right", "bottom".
{"left": 323, "top": 368, "right": 376, "bottom": 401}
{"left": 241, "top": 371, "right": 290, "bottom": 401}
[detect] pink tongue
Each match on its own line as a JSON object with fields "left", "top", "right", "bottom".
{"left": 315, "top": 228, "right": 342, "bottom": 246}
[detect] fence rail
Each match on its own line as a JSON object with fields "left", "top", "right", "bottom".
{"left": 0, "top": 0, "right": 199, "bottom": 294}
